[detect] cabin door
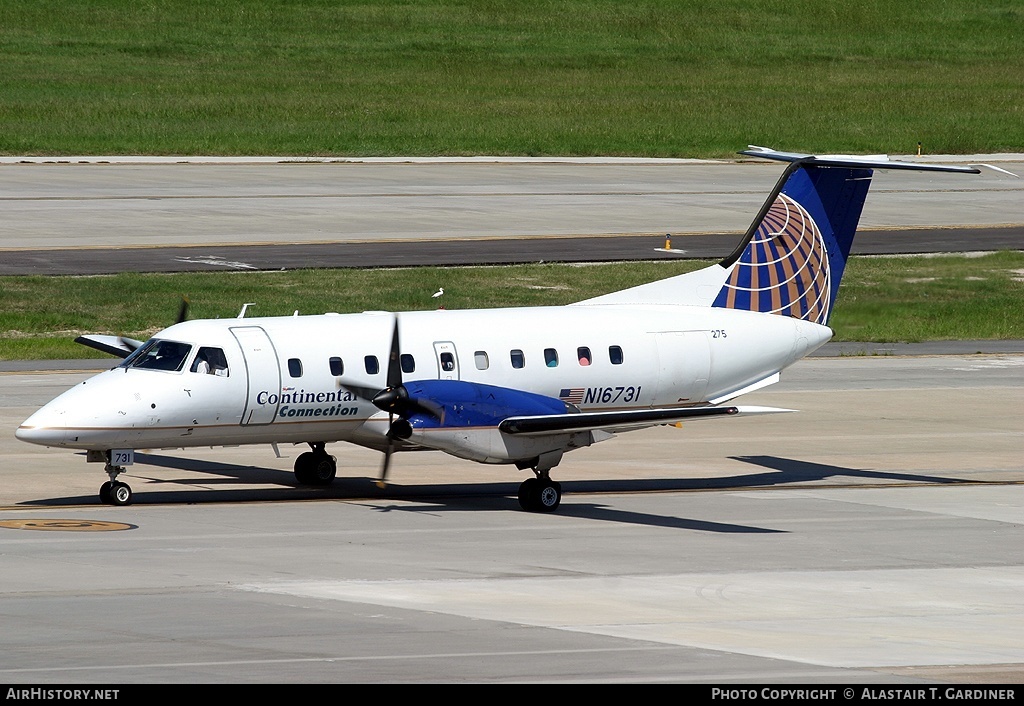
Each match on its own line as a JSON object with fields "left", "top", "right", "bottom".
{"left": 231, "top": 326, "right": 281, "bottom": 425}
{"left": 433, "top": 341, "right": 460, "bottom": 380}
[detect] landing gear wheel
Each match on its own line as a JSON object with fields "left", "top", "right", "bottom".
{"left": 517, "top": 478, "right": 561, "bottom": 513}
{"left": 310, "top": 454, "right": 337, "bottom": 485}
{"left": 109, "top": 481, "right": 133, "bottom": 506}
{"left": 518, "top": 477, "right": 539, "bottom": 511}
{"left": 100, "top": 455, "right": 131, "bottom": 505}
{"left": 294, "top": 450, "right": 337, "bottom": 486}
{"left": 294, "top": 452, "right": 313, "bottom": 484}
{"left": 536, "top": 480, "right": 562, "bottom": 512}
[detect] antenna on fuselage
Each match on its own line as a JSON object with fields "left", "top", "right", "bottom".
{"left": 237, "top": 303, "right": 256, "bottom": 318}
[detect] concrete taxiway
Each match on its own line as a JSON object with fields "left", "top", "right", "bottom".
{"left": 2, "top": 353, "right": 1022, "bottom": 683}
{"left": 1, "top": 155, "right": 1021, "bottom": 251}
{"left": 2, "top": 154, "right": 1021, "bottom": 275}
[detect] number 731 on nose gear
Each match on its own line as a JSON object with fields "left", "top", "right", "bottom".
{"left": 16, "top": 147, "right": 987, "bottom": 512}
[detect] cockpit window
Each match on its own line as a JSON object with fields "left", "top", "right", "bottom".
{"left": 122, "top": 339, "right": 192, "bottom": 372}
{"left": 190, "top": 347, "right": 229, "bottom": 377}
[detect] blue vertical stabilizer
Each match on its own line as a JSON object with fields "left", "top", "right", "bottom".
{"left": 712, "top": 161, "right": 872, "bottom": 325}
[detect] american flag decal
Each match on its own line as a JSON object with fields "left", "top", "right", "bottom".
{"left": 559, "top": 388, "right": 585, "bottom": 404}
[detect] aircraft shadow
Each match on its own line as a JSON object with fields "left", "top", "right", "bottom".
{"left": 16, "top": 452, "right": 973, "bottom": 532}
{"left": 358, "top": 495, "right": 782, "bottom": 533}
{"left": 726, "top": 455, "right": 963, "bottom": 487}
{"left": 130, "top": 451, "right": 965, "bottom": 493}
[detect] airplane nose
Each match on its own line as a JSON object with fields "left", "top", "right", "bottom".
{"left": 16, "top": 409, "right": 67, "bottom": 447}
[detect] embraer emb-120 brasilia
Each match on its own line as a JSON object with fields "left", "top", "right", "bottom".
{"left": 17, "top": 147, "right": 986, "bottom": 511}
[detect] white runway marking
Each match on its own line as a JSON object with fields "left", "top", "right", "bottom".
{"left": 173, "top": 255, "right": 257, "bottom": 269}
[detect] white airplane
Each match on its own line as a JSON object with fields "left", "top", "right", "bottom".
{"left": 16, "top": 147, "right": 984, "bottom": 511}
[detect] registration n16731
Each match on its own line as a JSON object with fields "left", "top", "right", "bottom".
{"left": 585, "top": 386, "right": 642, "bottom": 404}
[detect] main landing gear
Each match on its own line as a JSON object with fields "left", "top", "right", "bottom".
{"left": 293, "top": 443, "right": 337, "bottom": 485}
{"left": 518, "top": 475, "right": 562, "bottom": 512}
{"left": 99, "top": 459, "right": 133, "bottom": 506}
{"left": 517, "top": 450, "right": 564, "bottom": 512}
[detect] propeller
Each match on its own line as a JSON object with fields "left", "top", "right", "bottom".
{"left": 375, "top": 316, "right": 403, "bottom": 488}
{"left": 340, "top": 315, "right": 445, "bottom": 488}
{"left": 75, "top": 296, "right": 190, "bottom": 358}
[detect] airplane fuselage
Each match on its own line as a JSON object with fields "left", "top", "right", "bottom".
{"left": 17, "top": 303, "right": 831, "bottom": 457}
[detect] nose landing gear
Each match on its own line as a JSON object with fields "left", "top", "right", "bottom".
{"left": 99, "top": 459, "right": 133, "bottom": 506}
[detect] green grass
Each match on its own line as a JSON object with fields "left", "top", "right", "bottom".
{"left": 829, "top": 252, "right": 1024, "bottom": 341}
{"left": 1, "top": 2, "right": 1020, "bottom": 359}
{"left": 2, "top": 253, "right": 1022, "bottom": 360}
{"left": 1, "top": 0, "right": 1022, "bottom": 157}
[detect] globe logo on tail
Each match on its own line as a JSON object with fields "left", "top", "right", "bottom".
{"left": 716, "top": 193, "right": 832, "bottom": 325}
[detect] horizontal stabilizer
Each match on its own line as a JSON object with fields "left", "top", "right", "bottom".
{"left": 741, "top": 146, "right": 981, "bottom": 174}
{"left": 74, "top": 334, "right": 143, "bottom": 359}
{"left": 708, "top": 373, "right": 780, "bottom": 404}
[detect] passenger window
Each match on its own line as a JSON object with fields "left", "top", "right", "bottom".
{"left": 474, "top": 351, "right": 489, "bottom": 370}
{"left": 609, "top": 345, "right": 624, "bottom": 365}
{"left": 510, "top": 349, "right": 525, "bottom": 369}
{"left": 329, "top": 357, "right": 344, "bottom": 376}
{"left": 401, "top": 353, "right": 415, "bottom": 374}
{"left": 365, "top": 355, "right": 379, "bottom": 375}
{"left": 288, "top": 358, "right": 303, "bottom": 378}
{"left": 544, "top": 348, "right": 558, "bottom": 367}
{"left": 440, "top": 352, "right": 455, "bottom": 371}
{"left": 191, "top": 347, "right": 229, "bottom": 377}
{"left": 577, "top": 347, "right": 592, "bottom": 366}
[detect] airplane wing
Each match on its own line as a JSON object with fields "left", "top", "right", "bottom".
{"left": 367, "top": 378, "right": 794, "bottom": 440}
{"left": 499, "top": 404, "right": 793, "bottom": 436}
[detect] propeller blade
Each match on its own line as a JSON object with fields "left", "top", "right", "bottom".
{"left": 340, "top": 383, "right": 382, "bottom": 402}
{"left": 339, "top": 316, "right": 405, "bottom": 408}
{"left": 373, "top": 315, "right": 418, "bottom": 488}
{"left": 377, "top": 446, "right": 392, "bottom": 488}
{"left": 177, "top": 296, "right": 190, "bottom": 324}
{"left": 386, "top": 315, "right": 402, "bottom": 389}
{"left": 378, "top": 412, "right": 396, "bottom": 488}
{"left": 409, "top": 397, "right": 445, "bottom": 424}
{"left": 121, "top": 336, "right": 144, "bottom": 352}
{"left": 376, "top": 454, "right": 391, "bottom": 487}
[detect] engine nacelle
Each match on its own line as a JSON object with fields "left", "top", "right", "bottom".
{"left": 389, "top": 379, "right": 591, "bottom": 465}
{"left": 398, "top": 421, "right": 593, "bottom": 466}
